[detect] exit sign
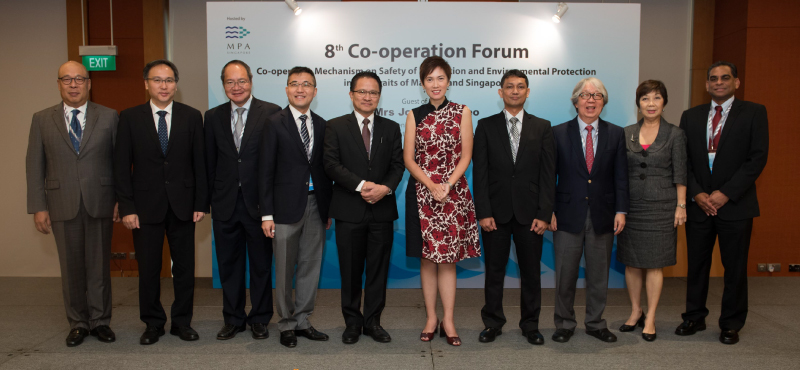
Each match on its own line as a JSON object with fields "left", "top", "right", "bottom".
{"left": 82, "top": 55, "right": 116, "bottom": 71}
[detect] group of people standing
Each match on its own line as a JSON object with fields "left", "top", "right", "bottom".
{"left": 26, "top": 56, "right": 767, "bottom": 349}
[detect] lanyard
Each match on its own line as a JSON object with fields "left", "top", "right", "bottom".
{"left": 64, "top": 109, "right": 84, "bottom": 140}
{"left": 707, "top": 103, "right": 732, "bottom": 151}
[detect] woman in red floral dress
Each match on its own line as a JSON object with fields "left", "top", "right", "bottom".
{"left": 404, "top": 56, "right": 480, "bottom": 346}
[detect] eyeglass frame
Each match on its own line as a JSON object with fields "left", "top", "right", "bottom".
{"left": 145, "top": 77, "right": 179, "bottom": 85}
{"left": 288, "top": 81, "right": 316, "bottom": 89}
{"left": 351, "top": 89, "right": 380, "bottom": 98}
{"left": 58, "top": 76, "right": 90, "bottom": 85}
{"left": 578, "top": 92, "right": 605, "bottom": 101}
{"left": 224, "top": 79, "right": 251, "bottom": 88}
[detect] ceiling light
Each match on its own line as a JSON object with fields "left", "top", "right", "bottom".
{"left": 552, "top": 2, "right": 568, "bottom": 23}
{"left": 285, "top": 0, "right": 302, "bottom": 16}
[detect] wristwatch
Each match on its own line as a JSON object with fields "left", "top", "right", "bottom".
{"left": 677, "top": 204, "right": 686, "bottom": 209}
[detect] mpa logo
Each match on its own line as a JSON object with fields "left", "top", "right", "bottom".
{"left": 225, "top": 26, "right": 250, "bottom": 38}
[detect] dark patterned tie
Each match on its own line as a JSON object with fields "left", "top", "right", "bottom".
{"left": 299, "top": 114, "right": 311, "bottom": 161}
{"left": 69, "top": 109, "right": 82, "bottom": 153}
{"left": 157, "top": 110, "right": 168, "bottom": 155}
{"left": 585, "top": 125, "right": 594, "bottom": 172}
{"left": 509, "top": 117, "right": 520, "bottom": 163}
{"left": 362, "top": 118, "right": 371, "bottom": 158}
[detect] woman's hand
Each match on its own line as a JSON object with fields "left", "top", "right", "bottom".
{"left": 427, "top": 183, "right": 447, "bottom": 203}
{"left": 674, "top": 207, "right": 687, "bottom": 228}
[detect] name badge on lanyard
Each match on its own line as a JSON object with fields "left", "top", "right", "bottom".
{"left": 707, "top": 104, "right": 731, "bottom": 174}
{"left": 309, "top": 175, "right": 314, "bottom": 191}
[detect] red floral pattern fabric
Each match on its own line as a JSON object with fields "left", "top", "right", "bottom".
{"left": 415, "top": 102, "right": 480, "bottom": 263}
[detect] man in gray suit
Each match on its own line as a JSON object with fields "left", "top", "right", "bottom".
{"left": 26, "top": 61, "right": 120, "bottom": 347}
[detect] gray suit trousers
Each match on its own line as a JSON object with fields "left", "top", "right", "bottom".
{"left": 273, "top": 195, "right": 325, "bottom": 332}
{"left": 50, "top": 199, "right": 113, "bottom": 330}
{"left": 553, "top": 210, "right": 614, "bottom": 331}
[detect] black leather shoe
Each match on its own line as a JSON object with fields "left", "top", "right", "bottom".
{"left": 66, "top": 327, "right": 89, "bottom": 347}
{"left": 342, "top": 326, "right": 362, "bottom": 344}
{"left": 251, "top": 323, "right": 269, "bottom": 340}
{"left": 586, "top": 328, "right": 617, "bottom": 343}
{"left": 642, "top": 331, "right": 657, "bottom": 342}
{"left": 170, "top": 325, "right": 199, "bottom": 341}
{"left": 363, "top": 325, "right": 391, "bottom": 343}
{"left": 280, "top": 330, "right": 297, "bottom": 348}
{"left": 90, "top": 325, "right": 116, "bottom": 343}
{"left": 720, "top": 329, "right": 739, "bottom": 345}
{"left": 217, "top": 323, "right": 245, "bottom": 340}
{"left": 478, "top": 327, "right": 502, "bottom": 343}
{"left": 675, "top": 320, "right": 706, "bottom": 336}
{"left": 619, "top": 313, "right": 646, "bottom": 332}
{"left": 551, "top": 328, "right": 574, "bottom": 343}
{"left": 523, "top": 330, "right": 545, "bottom": 345}
{"left": 140, "top": 325, "right": 165, "bottom": 345}
{"left": 294, "top": 326, "right": 329, "bottom": 341}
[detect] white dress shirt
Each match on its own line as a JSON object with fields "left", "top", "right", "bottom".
{"left": 503, "top": 109, "right": 524, "bottom": 155}
{"left": 577, "top": 116, "right": 599, "bottom": 157}
{"left": 150, "top": 100, "right": 174, "bottom": 138}
{"left": 63, "top": 101, "right": 88, "bottom": 133}
{"left": 707, "top": 96, "right": 734, "bottom": 146}
{"left": 230, "top": 95, "right": 254, "bottom": 141}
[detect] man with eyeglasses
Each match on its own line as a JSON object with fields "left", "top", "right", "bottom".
{"left": 548, "top": 77, "right": 628, "bottom": 344}
{"left": 204, "top": 60, "right": 280, "bottom": 340}
{"left": 259, "top": 66, "right": 332, "bottom": 348}
{"left": 323, "top": 71, "right": 404, "bottom": 344}
{"left": 114, "top": 59, "right": 208, "bottom": 345}
{"left": 27, "top": 61, "right": 120, "bottom": 347}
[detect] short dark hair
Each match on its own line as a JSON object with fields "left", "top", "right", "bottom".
{"left": 220, "top": 60, "right": 253, "bottom": 83}
{"left": 143, "top": 59, "right": 179, "bottom": 81}
{"left": 419, "top": 56, "right": 451, "bottom": 84}
{"left": 287, "top": 66, "right": 316, "bottom": 86}
{"left": 635, "top": 80, "right": 669, "bottom": 108}
{"left": 707, "top": 61, "right": 738, "bottom": 79}
{"left": 350, "top": 71, "right": 382, "bottom": 93}
{"left": 500, "top": 69, "right": 528, "bottom": 88}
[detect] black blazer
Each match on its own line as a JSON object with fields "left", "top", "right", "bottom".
{"left": 473, "top": 111, "right": 556, "bottom": 225}
{"left": 115, "top": 102, "right": 208, "bottom": 223}
{"left": 552, "top": 117, "right": 629, "bottom": 234}
{"left": 259, "top": 106, "right": 332, "bottom": 224}
{"left": 323, "top": 112, "right": 404, "bottom": 223}
{"left": 204, "top": 98, "right": 281, "bottom": 221}
{"left": 679, "top": 99, "right": 768, "bottom": 221}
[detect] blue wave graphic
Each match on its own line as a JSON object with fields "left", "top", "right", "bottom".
{"left": 225, "top": 26, "right": 239, "bottom": 29}
{"left": 225, "top": 36, "right": 240, "bottom": 38}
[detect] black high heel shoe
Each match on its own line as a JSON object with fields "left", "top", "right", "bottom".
{"left": 642, "top": 326, "right": 657, "bottom": 342}
{"left": 619, "top": 313, "right": 645, "bottom": 332}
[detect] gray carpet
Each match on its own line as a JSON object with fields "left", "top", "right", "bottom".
{"left": 0, "top": 277, "right": 798, "bottom": 369}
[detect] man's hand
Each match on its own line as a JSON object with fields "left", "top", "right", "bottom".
{"left": 193, "top": 212, "right": 205, "bottom": 223}
{"left": 479, "top": 217, "right": 497, "bottom": 232}
{"left": 262, "top": 220, "right": 275, "bottom": 238}
{"left": 361, "top": 181, "right": 377, "bottom": 193}
{"left": 531, "top": 219, "right": 549, "bottom": 235}
{"left": 112, "top": 203, "right": 120, "bottom": 223}
{"left": 362, "top": 184, "right": 391, "bottom": 204}
{"left": 614, "top": 213, "right": 626, "bottom": 235}
{"left": 123, "top": 214, "right": 140, "bottom": 230}
{"left": 694, "top": 192, "right": 717, "bottom": 216}
{"left": 34, "top": 211, "right": 51, "bottom": 234}
{"left": 326, "top": 218, "right": 332, "bottom": 230}
{"left": 708, "top": 190, "right": 729, "bottom": 211}
{"left": 548, "top": 213, "right": 558, "bottom": 232}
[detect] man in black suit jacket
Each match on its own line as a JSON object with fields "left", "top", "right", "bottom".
{"left": 259, "top": 67, "right": 333, "bottom": 348}
{"left": 205, "top": 60, "right": 280, "bottom": 340}
{"left": 323, "top": 72, "right": 404, "bottom": 344}
{"left": 549, "top": 78, "right": 629, "bottom": 344}
{"left": 473, "top": 70, "right": 556, "bottom": 345}
{"left": 675, "top": 61, "right": 768, "bottom": 345}
{"left": 115, "top": 60, "right": 208, "bottom": 345}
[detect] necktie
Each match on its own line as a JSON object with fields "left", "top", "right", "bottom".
{"left": 709, "top": 105, "right": 723, "bottom": 151}
{"left": 157, "top": 111, "right": 168, "bottom": 155}
{"left": 585, "top": 125, "right": 594, "bottom": 173}
{"left": 299, "top": 114, "right": 311, "bottom": 161}
{"left": 509, "top": 117, "right": 520, "bottom": 163}
{"left": 234, "top": 107, "right": 245, "bottom": 152}
{"left": 69, "top": 109, "right": 82, "bottom": 153}
{"left": 362, "top": 118, "right": 371, "bottom": 158}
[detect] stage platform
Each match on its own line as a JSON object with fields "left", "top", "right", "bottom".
{"left": 0, "top": 277, "right": 798, "bottom": 369}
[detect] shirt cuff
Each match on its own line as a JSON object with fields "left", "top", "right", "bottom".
{"left": 616, "top": 212, "right": 627, "bottom": 215}
{"left": 356, "top": 180, "right": 365, "bottom": 192}
{"left": 261, "top": 215, "right": 273, "bottom": 221}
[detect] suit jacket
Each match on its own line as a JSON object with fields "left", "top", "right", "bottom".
{"left": 473, "top": 110, "right": 556, "bottom": 225}
{"left": 26, "top": 102, "right": 119, "bottom": 221}
{"left": 623, "top": 118, "right": 687, "bottom": 202}
{"left": 259, "top": 106, "right": 332, "bottom": 224}
{"left": 323, "top": 112, "right": 404, "bottom": 223}
{"left": 679, "top": 99, "right": 768, "bottom": 221}
{"left": 552, "top": 117, "right": 629, "bottom": 234}
{"left": 205, "top": 98, "right": 281, "bottom": 221}
{"left": 114, "top": 101, "right": 208, "bottom": 223}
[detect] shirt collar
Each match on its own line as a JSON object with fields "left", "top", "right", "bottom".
{"left": 150, "top": 100, "right": 174, "bottom": 116}
{"left": 711, "top": 96, "right": 734, "bottom": 113}
{"left": 289, "top": 105, "right": 310, "bottom": 122}
{"left": 353, "top": 111, "right": 375, "bottom": 127}
{"left": 503, "top": 109, "right": 524, "bottom": 126}
{"left": 63, "top": 101, "right": 88, "bottom": 117}
{"left": 426, "top": 97, "right": 449, "bottom": 111}
{"left": 577, "top": 116, "right": 598, "bottom": 131}
{"left": 230, "top": 95, "right": 253, "bottom": 113}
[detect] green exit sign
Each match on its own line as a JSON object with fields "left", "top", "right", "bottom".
{"left": 82, "top": 55, "right": 116, "bottom": 71}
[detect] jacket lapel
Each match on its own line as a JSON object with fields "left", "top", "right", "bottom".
{"left": 717, "top": 99, "right": 743, "bottom": 151}
{"left": 142, "top": 103, "right": 164, "bottom": 157}
{"left": 495, "top": 113, "right": 514, "bottom": 164}
{"left": 567, "top": 118, "right": 589, "bottom": 175}
{"left": 217, "top": 102, "right": 237, "bottom": 153}
{"left": 644, "top": 117, "right": 670, "bottom": 153}
{"left": 311, "top": 111, "right": 325, "bottom": 162}
{"left": 590, "top": 119, "right": 608, "bottom": 175}
{"left": 346, "top": 112, "right": 370, "bottom": 163}
{"left": 283, "top": 107, "right": 308, "bottom": 159}
{"left": 238, "top": 100, "right": 262, "bottom": 155}
{"left": 165, "top": 103, "right": 179, "bottom": 156}
{"left": 515, "top": 112, "right": 533, "bottom": 164}
{"left": 692, "top": 105, "right": 713, "bottom": 182}
{"left": 369, "top": 115, "right": 385, "bottom": 164}
{"left": 78, "top": 102, "right": 100, "bottom": 156}
{"left": 51, "top": 104, "right": 76, "bottom": 155}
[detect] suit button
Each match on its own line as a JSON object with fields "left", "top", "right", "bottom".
{"left": 642, "top": 151, "right": 649, "bottom": 157}
{"left": 640, "top": 162, "right": 647, "bottom": 168}
{"left": 585, "top": 197, "right": 589, "bottom": 200}
{"left": 640, "top": 174, "right": 646, "bottom": 180}
{"left": 305, "top": 182, "right": 309, "bottom": 185}
{"left": 369, "top": 167, "right": 372, "bottom": 171}
{"left": 238, "top": 159, "right": 242, "bottom": 163}
{"left": 588, "top": 180, "right": 592, "bottom": 184}
{"left": 165, "top": 181, "right": 169, "bottom": 184}
{"left": 164, "top": 161, "right": 168, "bottom": 165}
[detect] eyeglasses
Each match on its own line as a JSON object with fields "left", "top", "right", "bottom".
{"left": 708, "top": 75, "right": 733, "bottom": 82}
{"left": 352, "top": 90, "right": 380, "bottom": 98}
{"left": 288, "top": 81, "right": 315, "bottom": 89}
{"left": 59, "top": 76, "right": 89, "bottom": 85}
{"left": 225, "top": 79, "right": 250, "bottom": 88}
{"left": 147, "top": 77, "right": 177, "bottom": 85}
{"left": 579, "top": 92, "right": 604, "bottom": 101}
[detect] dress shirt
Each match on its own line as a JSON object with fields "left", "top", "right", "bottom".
{"left": 63, "top": 101, "right": 88, "bottom": 133}
{"left": 230, "top": 94, "right": 253, "bottom": 141}
{"left": 503, "top": 108, "right": 524, "bottom": 154}
{"left": 707, "top": 96, "right": 734, "bottom": 147}
{"left": 354, "top": 110, "right": 375, "bottom": 192}
{"left": 577, "top": 116, "right": 599, "bottom": 157}
{"left": 150, "top": 100, "right": 174, "bottom": 138}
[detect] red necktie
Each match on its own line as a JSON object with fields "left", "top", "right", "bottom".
{"left": 585, "top": 125, "right": 594, "bottom": 172}
{"left": 709, "top": 106, "right": 722, "bottom": 151}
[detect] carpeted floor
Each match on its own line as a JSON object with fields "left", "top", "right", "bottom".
{"left": 0, "top": 277, "right": 798, "bottom": 369}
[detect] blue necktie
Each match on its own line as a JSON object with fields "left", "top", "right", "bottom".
{"left": 299, "top": 114, "right": 311, "bottom": 161}
{"left": 157, "top": 110, "right": 168, "bottom": 155}
{"left": 69, "top": 109, "right": 82, "bottom": 153}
